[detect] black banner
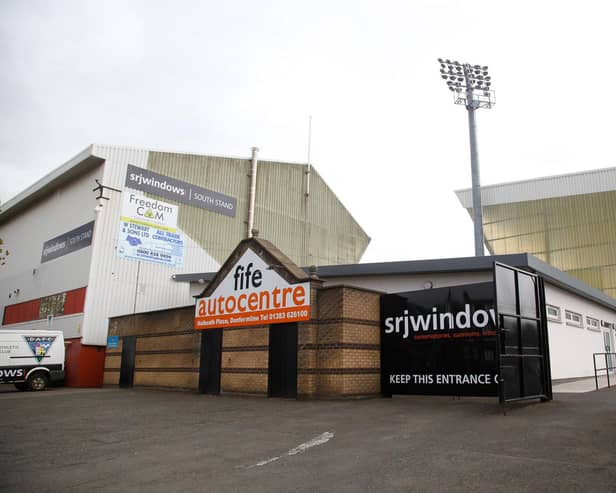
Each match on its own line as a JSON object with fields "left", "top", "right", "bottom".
{"left": 381, "top": 282, "right": 498, "bottom": 397}
{"left": 125, "top": 164, "right": 237, "bottom": 217}
{"left": 41, "top": 222, "right": 94, "bottom": 263}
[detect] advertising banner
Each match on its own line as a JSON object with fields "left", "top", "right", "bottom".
{"left": 117, "top": 192, "right": 184, "bottom": 267}
{"left": 41, "top": 221, "right": 94, "bottom": 263}
{"left": 125, "top": 164, "right": 237, "bottom": 217}
{"left": 195, "top": 248, "right": 310, "bottom": 330}
{"left": 381, "top": 282, "right": 498, "bottom": 397}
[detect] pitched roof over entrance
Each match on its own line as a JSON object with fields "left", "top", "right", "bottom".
{"left": 195, "top": 236, "right": 310, "bottom": 298}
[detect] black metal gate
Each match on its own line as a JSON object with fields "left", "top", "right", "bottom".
{"left": 119, "top": 336, "right": 136, "bottom": 388}
{"left": 268, "top": 323, "right": 298, "bottom": 398}
{"left": 199, "top": 329, "right": 222, "bottom": 394}
{"left": 494, "top": 262, "right": 552, "bottom": 403}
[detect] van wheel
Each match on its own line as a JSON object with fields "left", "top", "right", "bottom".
{"left": 28, "top": 372, "right": 49, "bottom": 391}
{"left": 14, "top": 382, "right": 28, "bottom": 391}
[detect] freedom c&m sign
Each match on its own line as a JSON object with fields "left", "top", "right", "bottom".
{"left": 194, "top": 248, "right": 310, "bottom": 329}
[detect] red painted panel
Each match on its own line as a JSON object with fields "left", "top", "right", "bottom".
{"left": 64, "top": 337, "right": 105, "bottom": 388}
{"left": 2, "top": 286, "right": 87, "bottom": 325}
{"left": 3, "top": 299, "right": 40, "bottom": 325}
{"left": 64, "top": 287, "right": 87, "bottom": 315}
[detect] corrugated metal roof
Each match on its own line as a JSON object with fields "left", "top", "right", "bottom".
{"left": 146, "top": 151, "right": 370, "bottom": 266}
{"left": 455, "top": 168, "right": 616, "bottom": 298}
{"left": 455, "top": 166, "right": 616, "bottom": 207}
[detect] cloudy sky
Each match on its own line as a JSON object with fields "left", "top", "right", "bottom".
{"left": 1, "top": 1, "right": 614, "bottom": 263}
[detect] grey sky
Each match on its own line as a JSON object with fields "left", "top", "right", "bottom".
{"left": 1, "top": 1, "right": 614, "bottom": 262}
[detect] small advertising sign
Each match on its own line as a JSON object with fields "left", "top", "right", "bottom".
{"left": 381, "top": 282, "right": 498, "bottom": 397}
{"left": 125, "top": 164, "right": 237, "bottom": 217}
{"left": 41, "top": 222, "right": 94, "bottom": 263}
{"left": 117, "top": 192, "right": 184, "bottom": 267}
{"left": 195, "top": 248, "right": 310, "bottom": 330}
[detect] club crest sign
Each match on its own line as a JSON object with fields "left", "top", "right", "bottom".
{"left": 24, "top": 335, "right": 56, "bottom": 362}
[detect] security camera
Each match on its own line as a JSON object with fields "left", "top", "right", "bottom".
{"left": 94, "top": 203, "right": 104, "bottom": 213}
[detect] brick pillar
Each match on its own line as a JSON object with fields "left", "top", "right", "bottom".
{"left": 299, "top": 282, "right": 382, "bottom": 399}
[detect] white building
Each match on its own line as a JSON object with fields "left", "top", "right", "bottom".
{"left": 0, "top": 144, "right": 369, "bottom": 386}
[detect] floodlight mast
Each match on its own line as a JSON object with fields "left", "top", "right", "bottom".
{"left": 438, "top": 58, "right": 495, "bottom": 257}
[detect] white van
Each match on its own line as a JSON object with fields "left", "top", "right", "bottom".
{"left": 0, "top": 330, "right": 65, "bottom": 391}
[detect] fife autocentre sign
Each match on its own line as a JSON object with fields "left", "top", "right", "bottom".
{"left": 381, "top": 282, "right": 498, "bottom": 397}
{"left": 194, "top": 248, "right": 310, "bottom": 329}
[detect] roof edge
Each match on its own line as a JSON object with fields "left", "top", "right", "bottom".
{"left": 526, "top": 255, "right": 616, "bottom": 311}
{"left": 455, "top": 166, "right": 616, "bottom": 208}
{"left": 0, "top": 145, "right": 103, "bottom": 224}
{"left": 454, "top": 165, "right": 616, "bottom": 196}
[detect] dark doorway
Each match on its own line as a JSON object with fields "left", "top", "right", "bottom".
{"left": 494, "top": 262, "right": 552, "bottom": 403}
{"left": 268, "top": 323, "right": 298, "bottom": 398}
{"left": 119, "top": 336, "right": 136, "bottom": 388}
{"left": 199, "top": 329, "right": 222, "bottom": 394}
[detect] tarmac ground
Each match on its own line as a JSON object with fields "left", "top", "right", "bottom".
{"left": 1, "top": 383, "right": 615, "bottom": 492}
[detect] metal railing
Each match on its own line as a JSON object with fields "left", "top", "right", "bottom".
{"left": 593, "top": 352, "right": 616, "bottom": 390}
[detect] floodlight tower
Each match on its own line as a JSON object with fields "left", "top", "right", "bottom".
{"left": 438, "top": 58, "right": 495, "bottom": 256}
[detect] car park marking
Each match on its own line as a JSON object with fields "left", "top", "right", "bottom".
{"left": 245, "top": 431, "right": 334, "bottom": 468}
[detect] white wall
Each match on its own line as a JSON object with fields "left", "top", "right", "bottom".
{"left": 544, "top": 283, "right": 616, "bottom": 380}
{"left": 320, "top": 271, "right": 493, "bottom": 293}
{"left": 81, "top": 145, "right": 220, "bottom": 345}
{"left": 0, "top": 165, "right": 102, "bottom": 339}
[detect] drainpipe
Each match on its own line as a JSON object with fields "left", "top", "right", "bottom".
{"left": 247, "top": 147, "right": 259, "bottom": 238}
{"left": 306, "top": 115, "right": 312, "bottom": 197}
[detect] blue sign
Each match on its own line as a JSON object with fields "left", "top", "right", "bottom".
{"left": 107, "top": 336, "right": 119, "bottom": 349}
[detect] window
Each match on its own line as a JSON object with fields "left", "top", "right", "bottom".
{"left": 586, "top": 317, "right": 600, "bottom": 332}
{"left": 546, "top": 304, "right": 561, "bottom": 322}
{"left": 565, "top": 310, "right": 583, "bottom": 328}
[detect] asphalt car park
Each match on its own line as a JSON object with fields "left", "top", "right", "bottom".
{"left": 1, "top": 384, "right": 615, "bottom": 492}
